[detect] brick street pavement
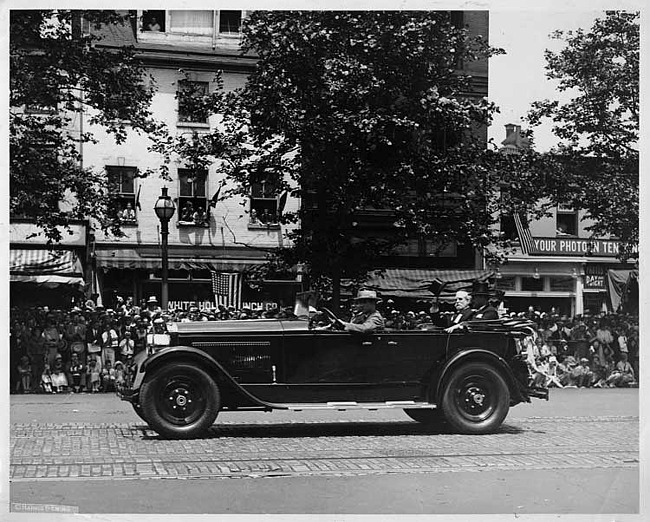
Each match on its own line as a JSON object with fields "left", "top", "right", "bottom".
{"left": 10, "top": 415, "right": 638, "bottom": 482}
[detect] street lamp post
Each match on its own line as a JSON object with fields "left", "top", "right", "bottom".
{"left": 154, "top": 187, "right": 176, "bottom": 311}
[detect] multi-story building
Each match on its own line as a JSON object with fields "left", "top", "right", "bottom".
{"left": 496, "top": 124, "right": 638, "bottom": 316}
{"left": 11, "top": 10, "right": 492, "bottom": 309}
{"left": 80, "top": 9, "right": 305, "bottom": 311}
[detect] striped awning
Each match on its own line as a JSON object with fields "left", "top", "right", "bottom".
{"left": 359, "top": 268, "right": 495, "bottom": 302}
{"left": 95, "top": 249, "right": 267, "bottom": 272}
{"left": 10, "top": 249, "right": 84, "bottom": 289}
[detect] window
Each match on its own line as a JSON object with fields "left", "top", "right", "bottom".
{"left": 497, "top": 276, "right": 517, "bottom": 292}
{"left": 498, "top": 190, "right": 518, "bottom": 241}
{"left": 107, "top": 166, "right": 137, "bottom": 223}
{"left": 178, "top": 169, "right": 208, "bottom": 226}
{"left": 549, "top": 276, "right": 575, "bottom": 292}
{"left": 249, "top": 173, "right": 279, "bottom": 228}
{"left": 104, "top": 94, "right": 132, "bottom": 122}
{"left": 521, "top": 276, "right": 544, "bottom": 292}
{"left": 142, "top": 10, "right": 165, "bottom": 32}
{"left": 219, "top": 11, "right": 242, "bottom": 34}
{"left": 177, "top": 80, "right": 209, "bottom": 124}
{"left": 169, "top": 10, "right": 213, "bottom": 35}
{"left": 556, "top": 210, "right": 578, "bottom": 237}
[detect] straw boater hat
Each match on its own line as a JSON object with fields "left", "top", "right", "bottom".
{"left": 147, "top": 296, "right": 158, "bottom": 304}
{"left": 353, "top": 289, "right": 380, "bottom": 301}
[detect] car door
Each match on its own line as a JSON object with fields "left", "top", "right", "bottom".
{"left": 275, "top": 325, "right": 446, "bottom": 403}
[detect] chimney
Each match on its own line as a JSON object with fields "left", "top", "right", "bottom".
{"left": 505, "top": 123, "right": 516, "bottom": 140}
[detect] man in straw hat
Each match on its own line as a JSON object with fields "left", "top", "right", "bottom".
{"left": 337, "top": 289, "right": 385, "bottom": 334}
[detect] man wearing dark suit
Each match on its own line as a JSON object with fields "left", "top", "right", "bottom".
{"left": 470, "top": 283, "right": 499, "bottom": 320}
{"left": 445, "top": 290, "right": 475, "bottom": 333}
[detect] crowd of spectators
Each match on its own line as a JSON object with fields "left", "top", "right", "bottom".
{"left": 9, "top": 295, "right": 639, "bottom": 393}
{"left": 518, "top": 308, "right": 639, "bottom": 389}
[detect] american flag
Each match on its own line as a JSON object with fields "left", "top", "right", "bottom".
{"left": 513, "top": 213, "right": 536, "bottom": 255}
{"left": 211, "top": 272, "right": 242, "bottom": 309}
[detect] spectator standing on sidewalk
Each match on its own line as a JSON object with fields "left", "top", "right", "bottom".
{"left": 68, "top": 352, "right": 85, "bottom": 393}
{"left": 119, "top": 331, "right": 135, "bottom": 362}
{"left": 16, "top": 355, "right": 32, "bottom": 393}
{"left": 101, "top": 321, "right": 119, "bottom": 367}
{"left": 40, "top": 364, "right": 53, "bottom": 393}
{"left": 51, "top": 354, "right": 68, "bottom": 393}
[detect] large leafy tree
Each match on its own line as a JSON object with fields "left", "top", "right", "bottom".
{"left": 526, "top": 11, "right": 639, "bottom": 258}
{"left": 10, "top": 10, "right": 161, "bottom": 242}
{"left": 166, "top": 11, "right": 509, "bottom": 306}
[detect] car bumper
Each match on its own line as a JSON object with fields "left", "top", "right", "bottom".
{"left": 116, "top": 382, "right": 138, "bottom": 403}
{"left": 526, "top": 385, "right": 549, "bottom": 401}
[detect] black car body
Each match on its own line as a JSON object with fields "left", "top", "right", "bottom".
{"left": 118, "top": 316, "right": 548, "bottom": 438}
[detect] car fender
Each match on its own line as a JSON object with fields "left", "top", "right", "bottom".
{"left": 137, "top": 346, "right": 275, "bottom": 410}
{"left": 433, "top": 348, "right": 525, "bottom": 405}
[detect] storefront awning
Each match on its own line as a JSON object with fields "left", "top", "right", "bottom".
{"left": 10, "top": 249, "right": 84, "bottom": 290}
{"left": 95, "top": 249, "right": 267, "bottom": 272}
{"left": 606, "top": 268, "right": 638, "bottom": 312}
{"left": 350, "top": 268, "right": 494, "bottom": 302}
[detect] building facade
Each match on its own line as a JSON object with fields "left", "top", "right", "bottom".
{"left": 495, "top": 125, "right": 637, "bottom": 316}
{"left": 11, "top": 10, "right": 491, "bottom": 310}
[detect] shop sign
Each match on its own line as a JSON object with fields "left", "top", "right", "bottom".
{"left": 169, "top": 300, "right": 279, "bottom": 311}
{"left": 531, "top": 238, "right": 635, "bottom": 257}
{"left": 584, "top": 275, "right": 605, "bottom": 289}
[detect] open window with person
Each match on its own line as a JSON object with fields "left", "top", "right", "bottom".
{"left": 106, "top": 166, "right": 137, "bottom": 224}
{"left": 556, "top": 208, "right": 578, "bottom": 237}
{"left": 178, "top": 169, "right": 208, "bottom": 226}
{"left": 142, "top": 10, "right": 165, "bottom": 32}
{"left": 249, "top": 172, "right": 280, "bottom": 228}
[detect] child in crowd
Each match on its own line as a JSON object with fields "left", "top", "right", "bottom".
{"left": 606, "top": 353, "right": 636, "bottom": 388}
{"left": 41, "top": 364, "right": 53, "bottom": 393}
{"left": 101, "top": 360, "right": 116, "bottom": 392}
{"left": 87, "top": 359, "right": 101, "bottom": 392}
{"left": 16, "top": 355, "right": 32, "bottom": 394}
{"left": 114, "top": 361, "right": 126, "bottom": 390}
{"left": 69, "top": 352, "right": 85, "bottom": 393}
{"left": 51, "top": 353, "right": 68, "bottom": 393}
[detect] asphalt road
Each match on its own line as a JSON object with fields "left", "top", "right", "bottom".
{"left": 9, "top": 388, "right": 639, "bottom": 515}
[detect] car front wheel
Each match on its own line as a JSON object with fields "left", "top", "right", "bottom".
{"left": 139, "top": 363, "right": 221, "bottom": 439}
{"left": 441, "top": 362, "right": 510, "bottom": 434}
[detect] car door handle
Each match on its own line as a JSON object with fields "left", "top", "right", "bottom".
{"left": 387, "top": 341, "right": 398, "bottom": 346}
{"left": 361, "top": 341, "right": 373, "bottom": 346}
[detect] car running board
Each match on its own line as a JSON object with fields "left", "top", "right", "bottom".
{"left": 282, "top": 401, "right": 437, "bottom": 412}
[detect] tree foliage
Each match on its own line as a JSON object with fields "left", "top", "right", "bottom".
{"left": 526, "top": 11, "right": 639, "bottom": 258}
{"left": 165, "top": 11, "right": 514, "bottom": 302}
{"left": 10, "top": 10, "right": 161, "bottom": 242}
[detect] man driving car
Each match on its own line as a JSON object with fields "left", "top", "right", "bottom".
{"left": 335, "top": 289, "right": 385, "bottom": 334}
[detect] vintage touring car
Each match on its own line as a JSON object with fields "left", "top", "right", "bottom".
{"left": 117, "top": 309, "right": 548, "bottom": 439}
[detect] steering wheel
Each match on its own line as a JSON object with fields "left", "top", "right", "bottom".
{"left": 319, "top": 307, "right": 345, "bottom": 330}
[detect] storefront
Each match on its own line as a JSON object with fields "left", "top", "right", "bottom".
{"left": 496, "top": 237, "right": 636, "bottom": 316}
{"left": 93, "top": 245, "right": 302, "bottom": 310}
{"left": 10, "top": 248, "right": 86, "bottom": 307}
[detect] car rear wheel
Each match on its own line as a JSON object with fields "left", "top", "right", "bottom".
{"left": 441, "top": 362, "right": 510, "bottom": 434}
{"left": 403, "top": 408, "right": 444, "bottom": 426}
{"left": 139, "top": 363, "right": 221, "bottom": 439}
